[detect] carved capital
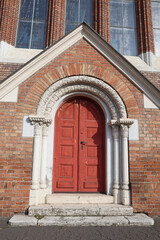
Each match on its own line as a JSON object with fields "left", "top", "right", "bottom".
{"left": 119, "top": 118, "right": 134, "bottom": 138}
{"left": 110, "top": 122, "right": 119, "bottom": 139}
{"left": 43, "top": 118, "right": 52, "bottom": 127}
{"left": 120, "top": 124, "right": 129, "bottom": 138}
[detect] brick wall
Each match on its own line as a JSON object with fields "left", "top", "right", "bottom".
{"left": 130, "top": 108, "right": 160, "bottom": 216}
{"left": 0, "top": 63, "right": 22, "bottom": 83}
{"left": 0, "top": 39, "right": 159, "bottom": 217}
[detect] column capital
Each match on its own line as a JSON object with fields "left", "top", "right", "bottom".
{"left": 119, "top": 119, "right": 134, "bottom": 138}
{"left": 43, "top": 118, "right": 52, "bottom": 127}
{"left": 109, "top": 120, "right": 119, "bottom": 137}
{"left": 109, "top": 120, "right": 119, "bottom": 126}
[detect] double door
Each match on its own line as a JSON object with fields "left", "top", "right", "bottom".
{"left": 53, "top": 97, "right": 105, "bottom": 193}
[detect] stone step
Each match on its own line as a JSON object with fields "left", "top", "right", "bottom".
{"left": 28, "top": 204, "right": 133, "bottom": 216}
{"left": 9, "top": 214, "right": 154, "bottom": 227}
{"left": 46, "top": 193, "right": 114, "bottom": 204}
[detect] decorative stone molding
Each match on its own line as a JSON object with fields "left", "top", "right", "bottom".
{"left": 37, "top": 76, "right": 127, "bottom": 119}
{"left": 29, "top": 115, "right": 52, "bottom": 126}
{"left": 119, "top": 118, "right": 134, "bottom": 127}
{"left": 29, "top": 115, "right": 44, "bottom": 126}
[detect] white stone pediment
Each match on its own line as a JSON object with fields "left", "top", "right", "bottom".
{"left": 0, "top": 23, "right": 159, "bottom": 108}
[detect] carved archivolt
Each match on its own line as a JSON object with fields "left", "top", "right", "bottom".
{"left": 37, "top": 76, "right": 127, "bottom": 119}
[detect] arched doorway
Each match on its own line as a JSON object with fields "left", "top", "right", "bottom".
{"left": 53, "top": 97, "right": 105, "bottom": 193}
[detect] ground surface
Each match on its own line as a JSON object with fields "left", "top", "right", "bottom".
{"left": 0, "top": 217, "right": 160, "bottom": 240}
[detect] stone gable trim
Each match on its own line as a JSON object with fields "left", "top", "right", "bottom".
{"left": 0, "top": 23, "right": 159, "bottom": 108}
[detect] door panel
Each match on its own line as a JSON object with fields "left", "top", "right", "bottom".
{"left": 53, "top": 99, "right": 79, "bottom": 192}
{"left": 78, "top": 99, "right": 105, "bottom": 192}
{"left": 53, "top": 97, "right": 105, "bottom": 193}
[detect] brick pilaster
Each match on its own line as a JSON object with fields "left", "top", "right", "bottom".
{"left": 94, "top": 0, "right": 110, "bottom": 42}
{"left": 45, "top": 0, "right": 65, "bottom": 47}
{"left": 0, "top": 0, "right": 20, "bottom": 46}
{"left": 136, "top": 0, "right": 154, "bottom": 55}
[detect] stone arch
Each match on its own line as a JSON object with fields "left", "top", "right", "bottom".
{"left": 37, "top": 76, "right": 127, "bottom": 119}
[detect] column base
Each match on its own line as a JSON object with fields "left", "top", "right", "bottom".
{"left": 29, "top": 189, "right": 39, "bottom": 205}
{"left": 113, "top": 188, "right": 121, "bottom": 204}
{"left": 121, "top": 189, "right": 131, "bottom": 205}
{"left": 31, "top": 184, "right": 39, "bottom": 190}
{"left": 40, "top": 183, "right": 47, "bottom": 189}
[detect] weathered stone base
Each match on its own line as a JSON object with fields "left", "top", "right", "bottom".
{"left": 28, "top": 204, "right": 133, "bottom": 216}
{"left": 9, "top": 214, "right": 154, "bottom": 226}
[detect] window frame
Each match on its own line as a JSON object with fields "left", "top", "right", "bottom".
{"left": 151, "top": 0, "right": 160, "bottom": 56}
{"left": 110, "top": 0, "right": 138, "bottom": 56}
{"left": 16, "top": 0, "right": 48, "bottom": 49}
{"left": 64, "top": 0, "right": 93, "bottom": 35}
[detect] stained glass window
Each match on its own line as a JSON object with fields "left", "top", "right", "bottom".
{"left": 110, "top": 0, "right": 137, "bottom": 56}
{"left": 152, "top": 0, "right": 160, "bottom": 56}
{"left": 65, "top": 0, "right": 93, "bottom": 34}
{"left": 16, "top": 0, "right": 48, "bottom": 49}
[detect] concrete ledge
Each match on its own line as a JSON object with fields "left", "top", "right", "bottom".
{"left": 126, "top": 214, "right": 154, "bottom": 226}
{"left": 9, "top": 214, "right": 154, "bottom": 227}
{"left": 9, "top": 215, "right": 37, "bottom": 226}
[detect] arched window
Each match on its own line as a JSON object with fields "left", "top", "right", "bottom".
{"left": 152, "top": 0, "right": 160, "bottom": 56}
{"left": 16, "top": 0, "right": 48, "bottom": 49}
{"left": 65, "top": 0, "right": 93, "bottom": 34}
{"left": 110, "top": 0, "right": 137, "bottom": 56}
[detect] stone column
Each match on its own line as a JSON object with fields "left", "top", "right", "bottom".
{"left": 29, "top": 116, "right": 44, "bottom": 190}
{"left": 40, "top": 119, "right": 52, "bottom": 189}
{"left": 111, "top": 123, "right": 121, "bottom": 204}
{"left": 119, "top": 119, "right": 134, "bottom": 205}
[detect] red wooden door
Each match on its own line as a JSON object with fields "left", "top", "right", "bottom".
{"left": 53, "top": 97, "right": 105, "bottom": 193}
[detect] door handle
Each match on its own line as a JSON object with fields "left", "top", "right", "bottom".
{"left": 80, "top": 141, "right": 87, "bottom": 150}
{"left": 80, "top": 141, "right": 87, "bottom": 145}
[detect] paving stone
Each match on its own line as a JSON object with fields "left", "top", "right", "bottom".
{"left": 38, "top": 216, "right": 129, "bottom": 226}
{"left": 126, "top": 214, "right": 154, "bottom": 226}
{"left": 9, "top": 215, "right": 38, "bottom": 226}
